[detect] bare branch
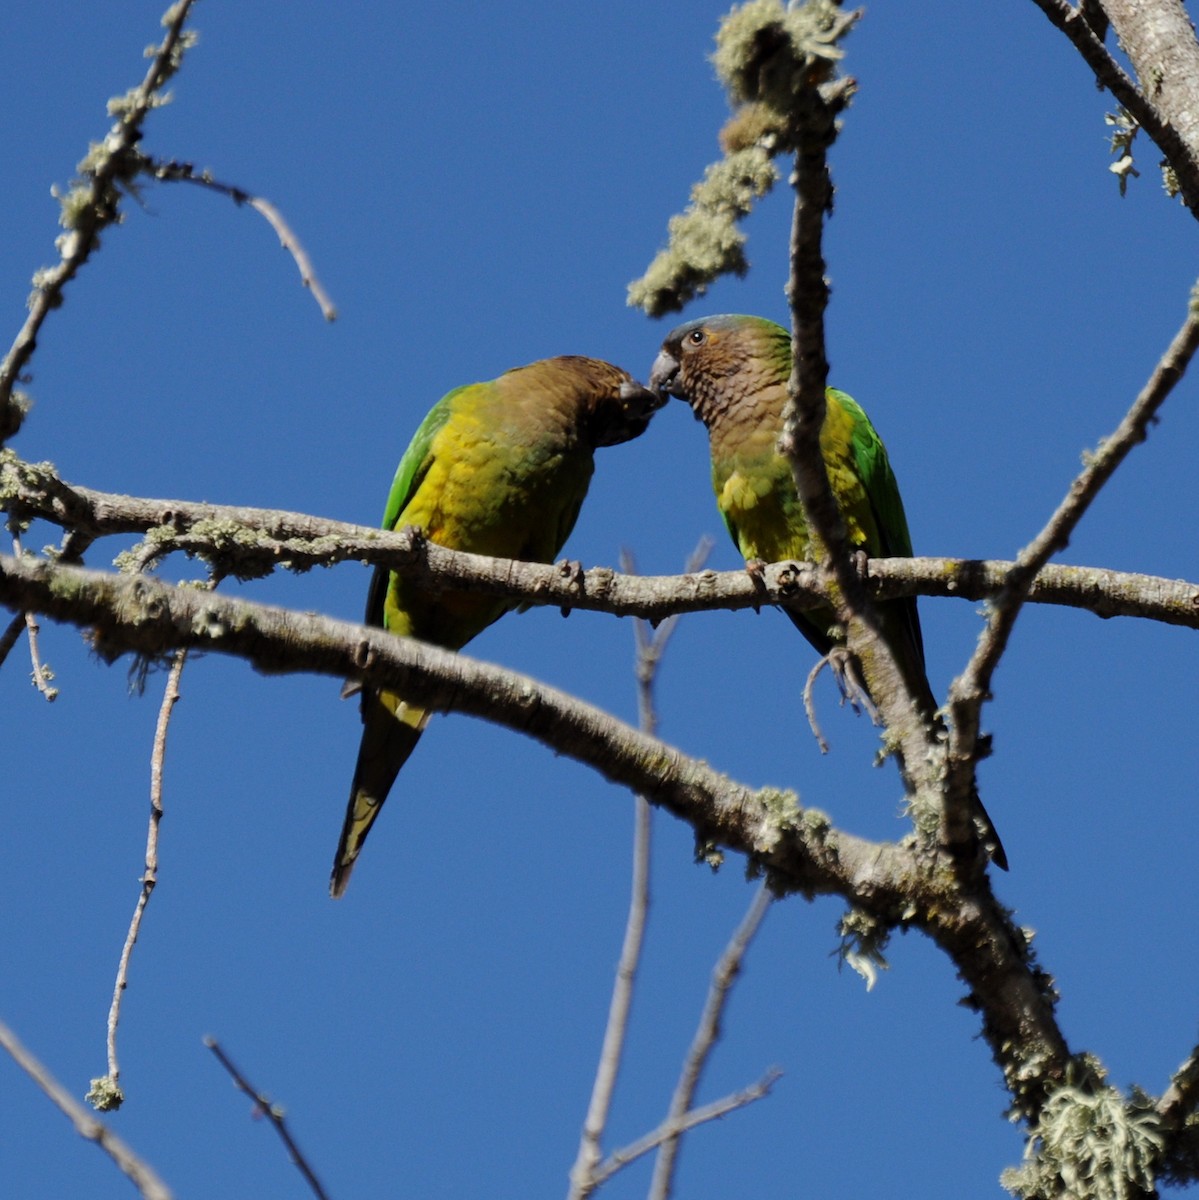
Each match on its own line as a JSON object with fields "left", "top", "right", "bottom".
{"left": 569, "top": 778, "right": 652, "bottom": 1198}
{"left": 0, "top": 1018, "right": 173, "bottom": 1200}
{"left": 10, "top": 533, "right": 57, "bottom": 700}
{"left": 148, "top": 158, "right": 337, "bottom": 321}
{"left": 569, "top": 541, "right": 712, "bottom": 1199}
{"left": 947, "top": 281, "right": 1199, "bottom": 799}
{"left": 649, "top": 882, "right": 774, "bottom": 1199}
{"left": 204, "top": 1038, "right": 331, "bottom": 1200}
{"left": 592, "top": 1068, "right": 783, "bottom": 1188}
{"left": 91, "top": 648, "right": 188, "bottom": 1112}
{"left": 20, "top": 609, "right": 57, "bottom": 700}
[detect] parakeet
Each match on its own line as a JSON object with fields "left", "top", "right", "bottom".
{"left": 649, "top": 313, "right": 1006, "bottom": 870}
{"left": 331, "top": 356, "right": 663, "bottom": 896}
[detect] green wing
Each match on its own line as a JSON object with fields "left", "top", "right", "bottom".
{"left": 834, "top": 389, "right": 915, "bottom": 559}
{"left": 834, "top": 387, "right": 925, "bottom": 667}
{"left": 380, "top": 386, "right": 466, "bottom": 532}
{"left": 362, "top": 386, "right": 464, "bottom": 629}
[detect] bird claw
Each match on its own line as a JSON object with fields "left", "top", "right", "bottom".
{"left": 824, "top": 645, "right": 880, "bottom": 725}
{"left": 744, "top": 558, "right": 769, "bottom": 613}
{"left": 398, "top": 522, "right": 427, "bottom": 550}
{"left": 555, "top": 558, "right": 584, "bottom": 616}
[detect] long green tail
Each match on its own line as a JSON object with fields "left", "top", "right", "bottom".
{"left": 330, "top": 690, "right": 429, "bottom": 897}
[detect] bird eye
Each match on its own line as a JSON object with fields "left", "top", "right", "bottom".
{"left": 686, "top": 329, "right": 706, "bottom": 346}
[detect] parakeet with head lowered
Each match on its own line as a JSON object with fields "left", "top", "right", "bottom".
{"left": 649, "top": 313, "right": 1006, "bottom": 870}
{"left": 331, "top": 356, "right": 664, "bottom": 897}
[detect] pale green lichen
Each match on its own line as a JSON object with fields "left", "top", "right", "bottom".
{"left": 695, "top": 837, "right": 725, "bottom": 870}
{"left": 1002, "top": 1082, "right": 1163, "bottom": 1200}
{"left": 754, "top": 786, "right": 802, "bottom": 852}
{"left": 86, "top": 1074, "right": 124, "bottom": 1112}
{"left": 1188, "top": 280, "right": 1199, "bottom": 319}
{"left": 0, "top": 449, "right": 54, "bottom": 512}
{"left": 800, "top": 804, "right": 830, "bottom": 838}
{"left": 837, "top": 906, "right": 890, "bottom": 990}
{"left": 629, "top": 146, "right": 777, "bottom": 317}
{"left": 712, "top": 0, "right": 853, "bottom": 111}
{"left": 1105, "top": 108, "right": 1141, "bottom": 197}
{"left": 629, "top": 0, "right": 857, "bottom": 317}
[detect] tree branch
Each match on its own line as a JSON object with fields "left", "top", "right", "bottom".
{"left": 592, "top": 1068, "right": 783, "bottom": 1188}
{"left": 946, "top": 279, "right": 1199, "bottom": 803}
{"left": 89, "top": 648, "right": 188, "bottom": 1113}
{"left": 0, "top": 0, "right": 200, "bottom": 443}
{"left": 649, "top": 881, "right": 774, "bottom": 1199}
{"left": 0, "top": 1019, "right": 173, "bottom": 1200}
{"left": 570, "top": 541, "right": 714, "bottom": 1199}
{"left": 6, "top": 453, "right": 1198, "bottom": 628}
{"left": 204, "top": 1037, "right": 331, "bottom": 1200}
{"left": 1030, "top": 0, "right": 1199, "bottom": 208}
{"left": 146, "top": 158, "right": 337, "bottom": 321}
{"left": 0, "top": 548, "right": 1073, "bottom": 1120}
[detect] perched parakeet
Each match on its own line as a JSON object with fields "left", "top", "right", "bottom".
{"left": 331, "top": 356, "right": 664, "bottom": 896}
{"left": 649, "top": 313, "right": 1006, "bottom": 870}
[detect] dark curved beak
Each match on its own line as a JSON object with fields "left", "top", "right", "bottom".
{"left": 619, "top": 378, "right": 668, "bottom": 420}
{"left": 648, "top": 348, "right": 681, "bottom": 399}
{"left": 594, "top": 377, "right": 669, "bottom": 447}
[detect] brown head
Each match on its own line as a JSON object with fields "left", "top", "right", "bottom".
{"left": 648, "top": 314, "right": 791, "bottom": 430}
{"left": 505, "top": 355, "right": 665, "bottom": 448}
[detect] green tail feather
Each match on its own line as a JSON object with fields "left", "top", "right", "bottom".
{"left": 330, "top": 691, "right": 429, "bottom": 898}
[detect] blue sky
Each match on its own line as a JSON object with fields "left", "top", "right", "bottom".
{"left": 3, "top": 3, "right": 1198, "bottom": 1197}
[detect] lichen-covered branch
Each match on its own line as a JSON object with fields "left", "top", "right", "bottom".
{"left": 5, "top": 451, "right": 1199, "bottom": 629}
{"left": 628, "top": 1, "right": 860, "bottom": 317}
{"left": 0, "top": 0, "right": 199, "bottom": 444}
{"left": 1032, "top": 0, "right": 1199, "bottom": 204}
{"left": 0, "top": 548, "right": 1074, "bottom": 1121}
{"left": 1033, "top": 0, "right": 1199, "bottom": 217}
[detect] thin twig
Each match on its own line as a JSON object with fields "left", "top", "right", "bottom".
{"left": 92, "top": 648, "right": 187, "bottom": 1111}
{"left": 568, "top": 539, "right": 713, "bottom": 1200}
{"left": 1031, "top": 0, "right": 1199, "bottom": 215}
{"left": 591, "top": 1068, "right": 783, "bottom": 1188}
{"left": 148, "top": 159, "right": 337, "bottom": 321}
{"left": 0, "top": 1019, "right": 173, "bottom": 1200}
{"left": 648, "top": 882, "right": 775, "bottom": 1200}
{"left": 10, "top": 533, "right": 57, "bottom": 700}
{"left": 568, "top": 792, "right": 652, "bottom": 1198}
{"left": 802, "top": 656, "right": 831, "bottom": 753}
{"left": 947, "top": 282, "right": 1199, "bottom": 798}
{"left": 0, "top": 0, "right": 199, "bottom": 432}
{"left": 204, "top": 1037, "right": 332, "bottom": 1200}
